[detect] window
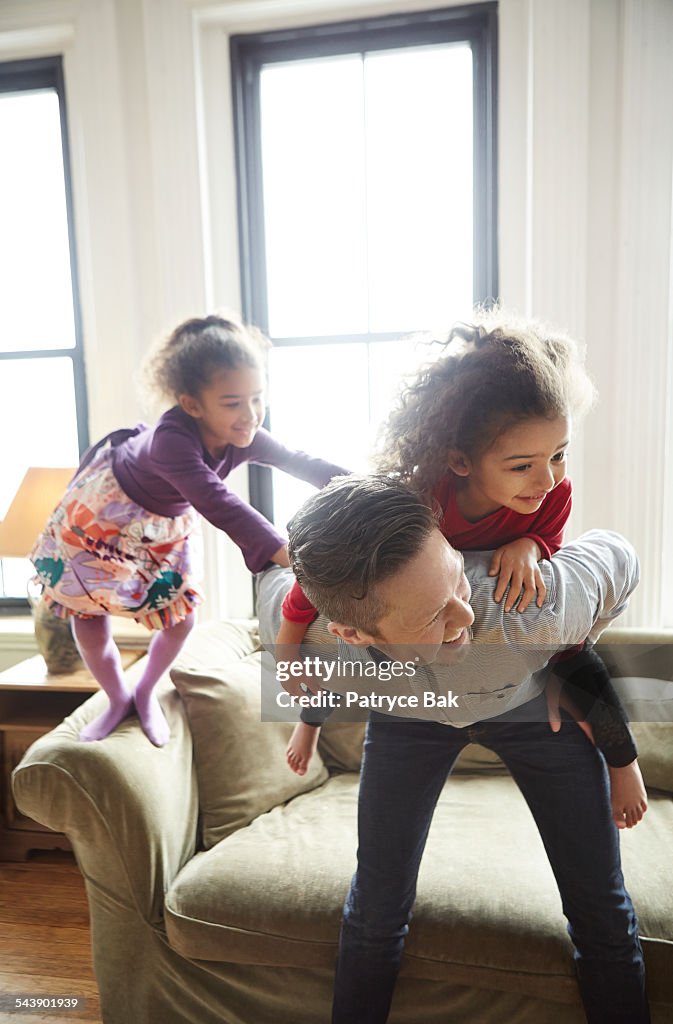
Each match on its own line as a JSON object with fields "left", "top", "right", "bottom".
{"left": 231, "top": 4, "right": 497, "bottom": 527}
{"left": 0, "top": 57, "right": 87, "bottom": 609}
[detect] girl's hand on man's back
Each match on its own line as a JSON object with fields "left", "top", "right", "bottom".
{"left": 489, "top": 538, "right": 546, "bottom": 613}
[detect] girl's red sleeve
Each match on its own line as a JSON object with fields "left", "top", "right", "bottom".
{"left": 281, "top": 579, "right": 319, "bottom": 624}
{"left": 523, "top": 477, "right": 573, "bottom": 559}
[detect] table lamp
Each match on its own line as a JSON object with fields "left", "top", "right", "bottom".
{"left": 0, "top": 467, "right": 82, "bottom": 673}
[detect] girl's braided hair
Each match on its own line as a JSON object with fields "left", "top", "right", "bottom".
{"left": 376, "top": 307, "right": 596, "bottom": 497}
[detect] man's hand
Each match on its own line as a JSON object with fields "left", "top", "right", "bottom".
{"left": 489, "top": 538, "right": 546, "bottom": 613}
{"left": 545, "top": 675, "right": 594, "bottom": 742}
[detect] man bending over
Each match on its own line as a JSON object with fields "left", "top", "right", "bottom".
{"left": 257, "top": 474, "right": 649, "bottom": 1024}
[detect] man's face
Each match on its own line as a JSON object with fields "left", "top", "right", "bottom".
{"left": 332, "top": 528, "right": 474, "bottom": 665}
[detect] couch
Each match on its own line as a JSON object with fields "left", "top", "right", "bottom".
{"left": 12, "top": 619, "right": 673, "bottom": 1024}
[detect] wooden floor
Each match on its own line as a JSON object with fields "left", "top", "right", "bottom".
{"left": 0, "top": 852, "right": 101, "bottom": 1023}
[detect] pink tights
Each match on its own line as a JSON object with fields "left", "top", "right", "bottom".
{"left": 72, "top": 613, "right": 195, "bottom": 746}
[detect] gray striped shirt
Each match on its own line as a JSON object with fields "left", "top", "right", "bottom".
{"left": 332, "top": 530, "right": 639, "bottom": 726}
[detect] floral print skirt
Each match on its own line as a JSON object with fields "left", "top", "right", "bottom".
{"left": 31, "top": 447, "right": 203, "bottom": 630}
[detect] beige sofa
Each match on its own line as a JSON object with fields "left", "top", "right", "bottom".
{"left": 12, "top": 620, "right": 673, "bottom": 1024}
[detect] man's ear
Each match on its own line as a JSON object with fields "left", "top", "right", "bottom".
{"left": 446, "top": 449, "right": 472, "bottom": 477}
{"left": 178, "top": 393, "right": 202, "bottom": 419}
{"left": 327, "top": 621, "right": 375, "bottom": 647}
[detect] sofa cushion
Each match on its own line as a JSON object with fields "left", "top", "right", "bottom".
{"left": 453, "top": 743, "right": 508, "bottom": 772}
{"left": 164, "top": 772, "right": 673, "bottom": 1006}
{"left": 170, "top": 620, "right": 328, "bottom": 850}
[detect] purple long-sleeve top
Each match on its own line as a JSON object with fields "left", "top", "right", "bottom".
{"left": 107, "top": 406, "right": 347, "bottom": 573}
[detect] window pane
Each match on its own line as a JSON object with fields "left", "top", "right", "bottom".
{"left": 0, "top": 357, "right": 79, "bottom": 518}
{"left": 0, "top": 89, "right": 76, "bottom": 353}
{"left": 367, "top": 336, "right": 436, "bottom": 430}
{"left": 259, "top": 43, "right": 474, "bottom": 340}
{"left": 269, "top": 343, "right": 370, "bottom": 526}
{"left": 261, "top": 57, "right": 368, "bottom": 338}
{"left": 1, "top": 557, "right": 33, "bottom": 598}
{"left": 364, "top": 44, "right": 473, "bottom": 331}
{"left": 268, "top": 337, "right": 438, "bottom": 527}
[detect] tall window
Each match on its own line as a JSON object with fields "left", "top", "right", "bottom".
{"left": 231, "top": 5, "right": 497, "bottom": 527}
{"left": 0, "top": 57, "right": 87, "bottom": 608}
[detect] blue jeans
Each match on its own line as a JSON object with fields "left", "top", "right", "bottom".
{"left": 332, "top": 696, "right": 649, "bottom": 1023}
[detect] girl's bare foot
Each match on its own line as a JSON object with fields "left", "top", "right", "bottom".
{"left": 286, "top": 722, "right": 321, "bottom": 776}
{"left": 609, "top": 760, "right": 648, "bottom": 829}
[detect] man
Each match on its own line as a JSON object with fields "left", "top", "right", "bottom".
{"left": 258, "top": 474, "right": 649, "bottom": 1024}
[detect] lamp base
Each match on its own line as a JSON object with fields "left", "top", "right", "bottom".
{"left": 31, "top": 597, "right": 83, "bottom": 675}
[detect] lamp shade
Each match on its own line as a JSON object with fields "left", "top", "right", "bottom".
{"left": 0, "top": 467, "right": 75, "bottom": 558}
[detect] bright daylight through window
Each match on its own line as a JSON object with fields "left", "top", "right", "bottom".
{"left": 231, "top": 6, "right": 497, "bottom": 529}
{"left": 0, "top": 61, "right": 84, "bottom": 604}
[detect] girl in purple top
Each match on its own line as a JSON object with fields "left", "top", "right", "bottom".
{"left": 31, "top": 315, "right": 346, "bottom": 746}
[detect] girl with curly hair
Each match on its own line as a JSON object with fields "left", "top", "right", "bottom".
{"left": 280, "top": 309, "right": 647, "bottom": 831}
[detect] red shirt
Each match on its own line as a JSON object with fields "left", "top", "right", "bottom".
{"left": 281, "top": 477, "right": 572, "bottom": 624}
{"left": 433, "top": 474, "right": 571, "bottom": 559}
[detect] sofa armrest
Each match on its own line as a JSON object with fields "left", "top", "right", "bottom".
{"left": 12, "top": 671, "right": 198, "bottom": 926}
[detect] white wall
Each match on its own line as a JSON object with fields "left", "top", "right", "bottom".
{"left": 499, "top": 0, "right": 673, "bottom": 627}
{"left": 1, "top": 0, "right": 671, "bottom": 626}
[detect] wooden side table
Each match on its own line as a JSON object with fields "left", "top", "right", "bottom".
{"left": 0, "top": 650, "right": 141, "bottom": 861}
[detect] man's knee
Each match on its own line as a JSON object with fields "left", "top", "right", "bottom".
{"left": 342, "top": 901, "right": 410, "bottom": 954}
{"left": 343, "top": 874, "right": 415, "bottom": 947}
{"left": 567, "top": 895, "right": 642, "bottom": 963}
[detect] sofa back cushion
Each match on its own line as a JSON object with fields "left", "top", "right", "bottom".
{"left": 598, "top": 632, "right": 673, "bottom": 794}
{"left": 317, "top": 720, "right": 365, "bottom": 773}
{"left": 630, "top": 724, "right": 673, "bottom": 793}
{"left": 170, "top": 620, "right": 328, "bottom": 850}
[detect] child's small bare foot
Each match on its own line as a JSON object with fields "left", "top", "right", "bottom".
{"left": 609, "top": 760, "right": 648, "bottom": 829}
{"left": 286, "top": 722, "right": 321, "bottom": 776}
